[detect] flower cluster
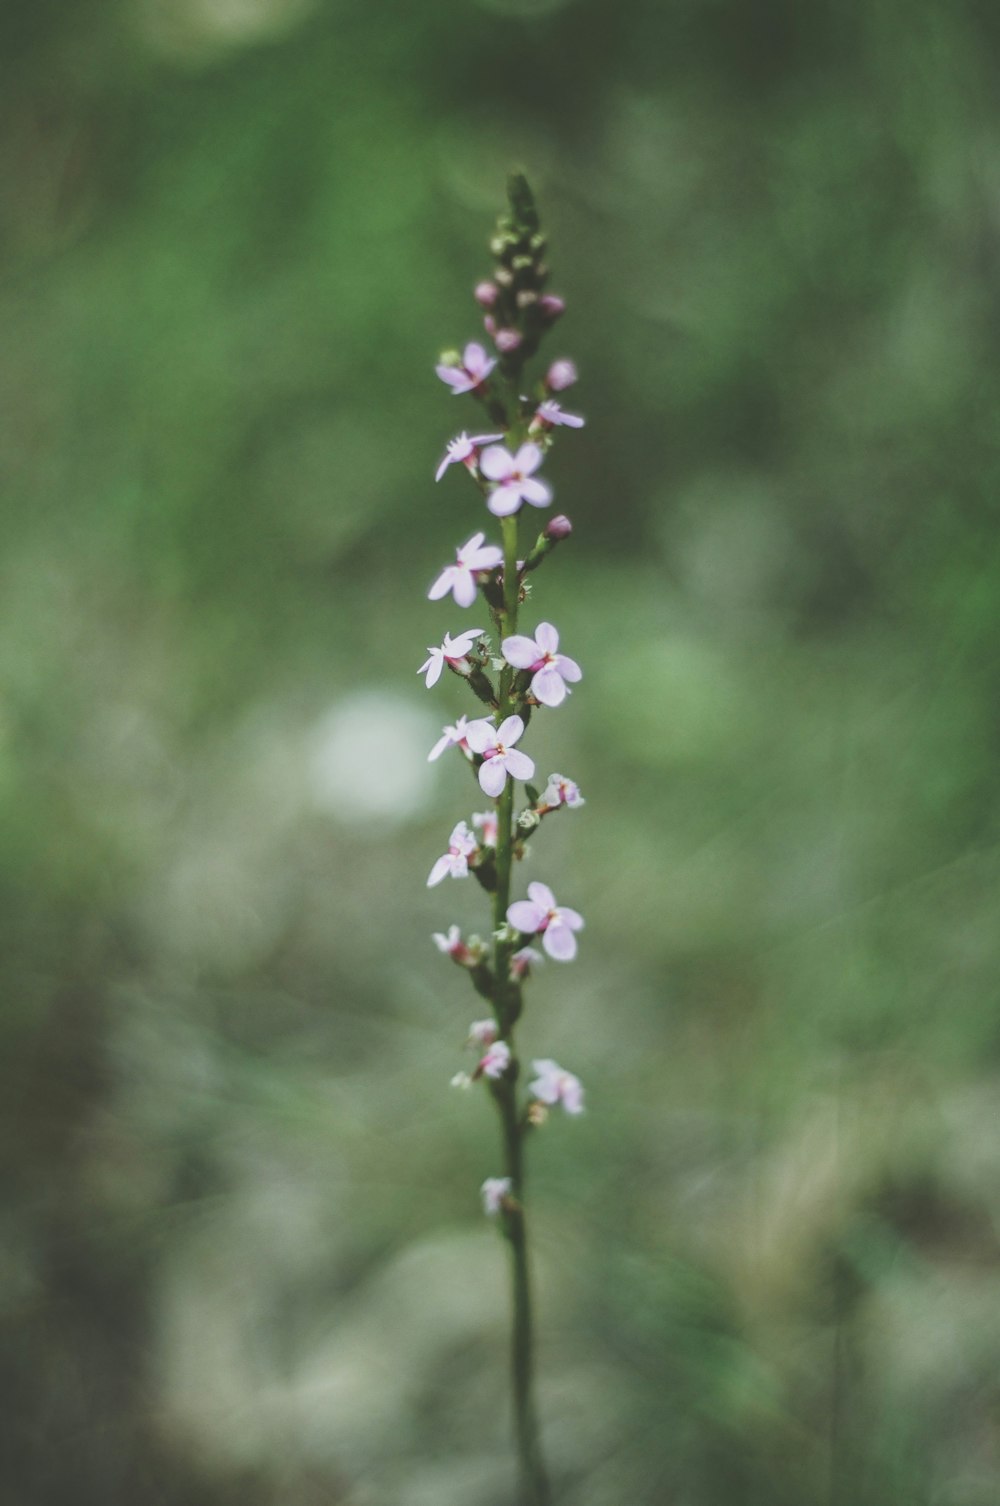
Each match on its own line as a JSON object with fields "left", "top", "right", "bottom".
{"left": 420, "top": 176, "right": 588, "bottom": 1237}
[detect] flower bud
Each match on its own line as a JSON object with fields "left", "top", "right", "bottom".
{"left": 538, "top": 294, "right": 565, "bottom": 323}
{"left": 494, "top": 266, "right": 514, "bottom": 288}
{"left": 495, "top": 327, "right": 523, "bottom": 354}
{"left": 545, "top": 358, "right": 577, "bottom": 392}
{"left": 516, "top": 289, "right": 539, "bottom": 310}
{"left": 474, "top": 280, "right": 499, "bottom": 308}
{"left": 544, "top": 514, "right": 573, "bottom": 541}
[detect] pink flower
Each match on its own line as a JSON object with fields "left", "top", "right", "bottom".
{"left": 467, "top": 1018, "right": 499, "bottom": 1047}
{"left": 427, "top": 821, "right": 478, "bottom": 887}
{"left": 428, "top": 715, "right": 474, "bottom": 763}
{"left": 436, "top": 341, "right": 496, "bottom": 395}
{"left": 540, "top": 773, "right": 585, "bottom": 810}
{"left": 510, "top": 945, "right": 543, "bottom": 981}
{"left": 472, "top": 809, "right": 498, "bottom": 847}
{"left": 501, "top": 621, "right": 582, "bottom": 708}
{"left": 507, "top": 881, "right": 585, "bottom": 961}
{"left": 479, "top": 443, "right": 552, "bottom": 517}
{"left": 545, "top": 359, "right": 577, "bottom": 392}
{"left": 476, "top": 1038, "right": 511, "bottom": 1080}
{"left": 432, "top": 925, "right": 479, "bottom": 966}
{"left": 528, "top": 1058, "right": 585, "bottom": 1114}
{"left": 418, "top": 628, "right": 484, "bottom": 688}
{"left": 531, "top": 400, "right": 585, "bottom": 431}
{"left": 494, "top": 327, "right": 522, "bottom": 354}
{"left": 538, "top": 294, "right": 566, "bottom": 323}
{"left": 481, "top": 1176, "right": 512, "bottom": 1215}
{"left": 465, "top": 715, "right": 535, "bottom": 798}
{"left": 435, "top": 432, "right": 504, "bottom": 482}
{"left": 428, "top": 532, "right": 503, "bottom": 608}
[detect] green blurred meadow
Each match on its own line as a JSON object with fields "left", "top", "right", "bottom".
{"left": 2, "top": 0, "right": 1000, "bottom": 1502}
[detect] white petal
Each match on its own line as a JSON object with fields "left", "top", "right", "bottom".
{"left": 478, "top": 758, "right": 507, "bottom": 798}
{"left": 527, "top": 881, "right": 556, "bottom": 911}
{"left": 463, "top": 719, "right": 496, "bottom": 754}
{"left": 496, "top": 714, "right": 524, "bottom": 745}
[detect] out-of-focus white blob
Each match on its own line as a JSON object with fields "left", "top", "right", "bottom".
{"left": 308, "top": 691, "right": 437, "bottom": 825}
{"left": 137, "top": 0, "right": 319, "bottom": 61}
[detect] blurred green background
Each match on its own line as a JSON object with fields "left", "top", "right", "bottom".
{"left": 2, "top": 1, "right": 999, "bottom": 1502}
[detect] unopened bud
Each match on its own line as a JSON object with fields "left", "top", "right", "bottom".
{"left": 527, "top": 1101, "right": 549, "bottom": 1127}
{"left": 495, "top": 327, "right": 523, "bottom": 354}
{"left": 516, "top": 289, "right": 539, "bottom": 310}
{"left": 438, "top": 348, "right": 461, "bottom": 368}
{"left": 494, "top": 266, "right": 514, "bottom": 288}
{"left": 544, "top": 514, "right": 573, "bottom": 541}
{"left": 545, "top": 358, "right": 577, "bottom": 391}
{"left": 474, "top": 280, "right": 499, "bottom": 308}
{"left": 538, "top": 294, "right": 565, "bottom": 323}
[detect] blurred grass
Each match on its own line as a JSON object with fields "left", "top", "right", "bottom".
{"left": 1, "top": 1, "right": 1000, "bottom": 1503}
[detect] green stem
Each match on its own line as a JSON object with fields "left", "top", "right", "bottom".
{"left": 490, "top": 507, "right": 551, "bottom": 1505}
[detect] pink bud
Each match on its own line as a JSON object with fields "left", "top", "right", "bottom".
{"left": 545, "top": 359, "right": 577, "bottom": 392}
{"left": 475, "top": 281, "right": 499, "bottom": 308}
{"left": 495, "top": 327, "right": 523, "bottom": 354}
{"left": 544, "top": 514, "right": 572, "bottom": 541}
{"left": 538, "top": 294, "right": 565, "bottom": 323}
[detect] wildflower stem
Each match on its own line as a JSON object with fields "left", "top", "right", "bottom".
{"left": 489, "top": 507, "right": 551, "bottom": 1504}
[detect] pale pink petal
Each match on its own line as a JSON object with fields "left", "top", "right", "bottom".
{"left": 554, "top": 654, "right": 582, "bottom": 682}
{"left": 561, "top": 1078, "right": 585, "bottom": 1113}
{"left": 452, "top": 570, "right": 477, "bottom": 608}
{"left": 450, "top": 627, "right": 484, "bottom": 654}
{"left": 463, "top": 341, "right": 492, "bottom": 375}
{"left": 428, "top": 568, "right": 454, "bottom": 601}
{"left": 534, "top": 622, "right": 559, "bottom": 655}
{"left": 427, "top": 855, "right": 452, "bottom": 887}
{"left": 520, "top": 477, "right": 552, "bottom": 508}
{"left": 487, "top": 483, "right": 523, "bottom": 517}
{"left": 503, "top": 748, "right": 535, "bottom": 782}
{"left": 527, "top": 881, "right": 556, "bottom": 911}
{"left": 436, "top": 364, "right": 468, "bottom": 390}
{"left": 464, "top": 544, "right": 503, "bottom": 571}
{"left": 450, "top": 853, "right": 469, "bottom": 879}
{"left": 435, "top": 453, "right": 452, "bottom": 482}
{"left": 557, "top": 906, "right": 585, "bottom": 930}
{"left": 463, "top": 719, "right": 496, "bottom": 754}
{"left": 532, "top": 666, "right": 567, "bottom": 707}
{"left": 496, "top": 714, "right": 524, "bottom": 745}
{"left": 461, "top": 531, "right": 486, "bottom": 556}
{"left": 543, "top": 925, "right": 578, "bottom": 961}
{"left": 478, "top": 758, "right": 507, "bottom": 798}
{"left": 508, "top": 900, "right": 546, "bottom": 934}
{"left": 501, "top": 634, "right": 539, "bottom": 669}
{"left": 479, "top": 445, "right": 514, "bottom": 482}
{"left": 514, "top": 442, "right": 543, "bottom": 475}
{"left": 427, "top": 732, "right": 451, "bottom": 761}
{"left": 419, "top": 654, "right": 443, "bottom": 688}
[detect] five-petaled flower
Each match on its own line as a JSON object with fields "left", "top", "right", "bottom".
{"left": 481, "top": 1176, "right": 512, "bottom": 1215}
{"left": 479, "top": 442, "right": 552, "bottom": 517}
{"left": 528, "top": 1059, "right": 585, "bottom": 1114}
{"left": 476, "top": 1039, "right": 511, "bottom": 1080}
{"left": 501, "top": 622, "right": 582, "bottom": 708}
{"left": 418, "top": 627, "right": 485, "bottom": 689}
{"left": 427, "top": 821, "right": 478, "bottom": 888}
{"left": 531, "top": 400, "right": 585, "bottom": 432}
{"left": 507, "top": 881, "right": 585, "bottom": 961}
{"left": 428, "top": 715, "right": 474, "bottom": 763}
{"left": 435, "top": 432, "right": 503, "bottom": 482}
{"left": 465, "top": 715, "right": 535, "bottom": 798}
{"left": 428, "top": 533, "right": 503, "bottom": 609}
{"left": 436, "top": 341, "right": 496, "bottom": 395}
{"left": 540, "top": 773, "right": 585, "bottom": 810}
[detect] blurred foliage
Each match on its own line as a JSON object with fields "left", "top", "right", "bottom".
{"left": 2, "top": 0, "right": 1000, "bottom": 1502}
